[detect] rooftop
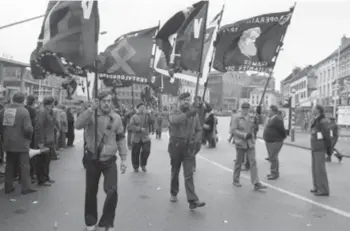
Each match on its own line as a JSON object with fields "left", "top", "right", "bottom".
{"left": 0, "top": 57, "right": 29, "bottom": 68}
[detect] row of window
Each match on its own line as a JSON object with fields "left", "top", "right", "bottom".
{"left": 291, "top": 80, "right": 307, "bottom": 91}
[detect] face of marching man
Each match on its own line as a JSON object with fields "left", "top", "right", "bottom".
{"left": 238, "top": 27, "right": 261, "bottom": 57}
{"left": 99, "top": 94, "right": 113, "bottom": 113}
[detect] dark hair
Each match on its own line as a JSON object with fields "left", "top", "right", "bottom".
{"left": 26, "top": 95, "right": 36, "bottom": 106}
{"left": 43, "top": 96, "right": 55, "bottom": 106}
{"left": 12, "top": 92, "right": 25, "bottom": 104}
{"left": 97, "top": 90, "right": 112, "bottom": 101}
{"left": 315, "top": 104, "right": 324, "bottom": 115}
{"left": 54, "top": 98, "right": 58, "bottom": 106}
{"left": 269, "top": 105, "right": 278, "bottom": 113}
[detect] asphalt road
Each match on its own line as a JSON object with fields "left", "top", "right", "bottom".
{"left": 0, "top": 119, "right": 350, "bottom": 231}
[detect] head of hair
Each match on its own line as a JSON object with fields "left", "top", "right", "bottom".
{"left": 26, "top": 95, "right": 36, "bottom": 106}
{"left": 97, "top": 90, "right": 112, "bottom": 101}
{"left": 315, "top": 104, "right": 325, "bottom": 115}
{"left": 269, "top": 105, "right": 278, "bottom": 114}
{"left": 12, "top": 92, "right": 25, "bottom": 104}
{"left": 43, "top": 96, "right": 55, "bottom": 106}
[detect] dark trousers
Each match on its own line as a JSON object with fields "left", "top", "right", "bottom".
{"left": 156, "top": 128, "right": 162, "bottom": 139}
{"left": 84, "top": 156, "right": 118, "bottom": 228}
{"left": 35, "top": 148, "right": 52, "bottom": 183}
{"left": 5, "top": 152, "right": 31, "bottom": 191}
{"left": 131, "top": 141, "right": 151, "bottom": 169}
{"left": 149, "top": 123, "right": 154, "bottom": 134}
{"left": 265, "top": 141, "right": 283, "bottom": 175}
{"left": 168, "top": 139, "right": 199, "bottom": 202}
{"left": 30, "top": 158, "right": 36, "bottom": 179}
{"left": 67, "top": 130, "right": 75, "bottom": 146}
{"left": 58, "top": 131, "right": 67, "bottom": 149}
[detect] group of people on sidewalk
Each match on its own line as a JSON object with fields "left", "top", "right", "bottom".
{"left": 0, "top": 93, "right": 75, "bottom": 195}
{"left": 229, "top": 102, "right": 340, "bottom": 197}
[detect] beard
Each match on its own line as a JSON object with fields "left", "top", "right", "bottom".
{"left": 180, "top": 103, "right": 190, "bottom": 112}
{"left": 239, "top": 42, "right": 257, "bottom": 57}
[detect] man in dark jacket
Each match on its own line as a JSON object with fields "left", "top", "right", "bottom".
{"left": 35, "top": 96, "right": 57, "bottom": 186}
{"left": 263, "top": 105, "right": 286, "bottom": 180}
{"left": 0, "top": 92, "right": 36, "bottom": 194}
{"left": 25, "top": 95, "right": 37, "bottom": 182}
{"left": 328, "top": 117, "right": 342, "bottom": 162}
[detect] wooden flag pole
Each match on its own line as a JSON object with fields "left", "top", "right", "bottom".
{"left": 202, "top": 4, "right": 225, "bottom": 101}
{"left": 194, "top": 2, "right": 209, "bottom": 104}
{"left": 257, "top": 2, "right": 297, "bottom": 108}
{"left": 94, "top": 60, "right": 99, "bottom": 157}
{"left": 131, "top": 83, "right": 135, "bottom": 109}
{"left": 0, "top": 15, "right": 44, "bottom": 30}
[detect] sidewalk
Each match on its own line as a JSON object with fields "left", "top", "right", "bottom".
{"left": 293, "top": 126, "right": 350, "bottom": 137}
{"left": 257, "top": 128, "right": 350, "bottom": 155}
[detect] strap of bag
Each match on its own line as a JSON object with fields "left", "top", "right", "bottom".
{"left": 96, "top": 115, "right": 114, "bottom": 159}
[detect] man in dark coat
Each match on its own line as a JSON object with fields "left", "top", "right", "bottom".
{"left": 263, "top": 105, "right": 286, "bottom": 180}
{"left": 25, "top": 95, "right": 37, "bottom": 182}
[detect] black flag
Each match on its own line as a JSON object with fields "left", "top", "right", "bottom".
{"left": 173, "top": 1, "right": 208, "bottom": 74}
{"left": 30, "top": 0, "right": 100, "bottom": 79}
{"left": 213, "top": 8, "right": 294, "bottom": 73}
{"left": 99, "top": 26, "right": 158, "bottom": 87}
{"left": 155, "top": 1, "right": 206, "bottom": 66}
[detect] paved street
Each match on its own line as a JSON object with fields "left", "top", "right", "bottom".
{"left": 0, "top": 118, "right": 350, "bottom": 230}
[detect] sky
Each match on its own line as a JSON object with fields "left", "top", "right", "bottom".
{"left": 0, "top": 0, "right": 350, "bottom": 90}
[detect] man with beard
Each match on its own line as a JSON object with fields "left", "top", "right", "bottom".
{"left": 128, "top": 103, "right": 152, "bottom": 172}
{"left": 224, "top": 27, "right": 262, "bottom": 68}
{"left": 168, "top": 92, "right": 205, "bottom": 210}
{"left": 75, "top": 91, "right": 127, "bottom": 231}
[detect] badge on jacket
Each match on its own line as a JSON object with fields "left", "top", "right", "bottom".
{"left": 3, "top": 108, "right": 17, "bottom": 126}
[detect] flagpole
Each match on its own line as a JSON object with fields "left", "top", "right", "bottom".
{"left": 194, "top": 2, "right": 209, "bottom": 103}
{"left": 257, "top": 3, "right": 296, "bottom": 109}
{"left": 202, "top": 4, "right": 225, "bottom": 101}
{"left": 131, "top": 83, "right": 135, "bottom": 109}
{"left": 94, "top": 61, "right": 99, "bottom": 157}
{"left": 86, "top": 79, "right": 91, "bottom": 101}
{"left": 0, "top": 15, "right": 44, "bottom": 31}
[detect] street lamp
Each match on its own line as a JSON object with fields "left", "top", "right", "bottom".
{"left": 290, "top": 88, "right": 296, "bottom": 142}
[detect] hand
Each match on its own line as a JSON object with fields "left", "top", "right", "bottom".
{"left": 185, "top": 108, "right": 197, "bottom": 117}
{"left": 120, "top": 160, "right": 127, "bottom": 174}
{"left": 91, "top": 99, "right": 99, "bottom": 110}
{"left": 245, "top": 133, "right": 253, "bottom": 140}
{"left": 140, "top": 128, "right": 147, "bottom": 133}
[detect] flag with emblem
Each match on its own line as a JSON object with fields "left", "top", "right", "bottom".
{"left": 30, "top": 0, "right": 100, "bottom": 79}
{"left": 99, "top": 26, "right": 158, "bottom": 87}
{"left": 213, "top": 7, "right": 294, "bottom": 73}
{"left": 172, "top": 0, "right": 209, "bottom": 73}
{"left": 154, "top": 3, "right": 220, "bottom": 83}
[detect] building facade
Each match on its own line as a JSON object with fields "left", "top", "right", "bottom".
{"left": 249, "top": 89, "right": 278, "bottom": 111}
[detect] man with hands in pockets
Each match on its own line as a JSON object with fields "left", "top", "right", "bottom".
{"left": 75, "top": 91, "right": 127, "bottom": 231}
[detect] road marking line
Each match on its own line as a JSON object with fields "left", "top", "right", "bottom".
{"left": 198, "top": 155, "right": 350, "bottom": 219}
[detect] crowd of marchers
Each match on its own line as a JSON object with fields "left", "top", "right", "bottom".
{"left": 0, "top": 93, "right": 75, "bottom": 194}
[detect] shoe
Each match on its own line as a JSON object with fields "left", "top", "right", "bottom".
{"left": 254, "top": 183, "right": 267, "bottom": 190}
{"left": 265, "top": 157, "right": 270, "bottom": 161}
{"left": 326, "top": 156, "right": 331, "bottom": 162}
{"left": 267, "top": 174, "right": 279, "bottom": 180}
{"left": 233, "top": 181, "right": 242, "bottom": 187}
{"left": 314, "top": 192, "right": 329, "bottom": 196}
{"left": 5, "top": 187, "right": 15, "bottom": 194}
{"left": 189, "top": 200, "right": 206, "bottom": 210}
{"left": 86, "top": 225, "right": 96, "bottom": 231}
{"left": 47, "top": 179, "right": 55, "bottom": 184}
{"left": 21, "top": 188, "right": 37, "bottom": 195}
{"left": 141, "top": 166, "right": 147, "bottom": 172}
{"left": 310, "top": 188, "right": 317, "bottom": 193}
{"left": 38, "top": 182, "right": 51, "bottom": 187}
{"left": 170, "top": 195, "right": 177, "bottom": 202}
{"left": 134, "top": 168, "right": 139, "bottom": 172}
{"left": 335, "top": 153, "right": 343, "bottom": 163}
{"left": 105, "top": 228, "right": 115, "bottom": 231}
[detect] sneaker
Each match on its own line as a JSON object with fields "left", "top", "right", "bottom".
{"left": 254, "top": 182, "right": 267, "bottom": 190}
{"left": 170, "top": 195, "right": 177, "bottom": 202}
{"left": 189, "top": 200, "right": 206, "bottom": 210}
{"left": 86, "top": 225, "right": 96, "bottom": 231}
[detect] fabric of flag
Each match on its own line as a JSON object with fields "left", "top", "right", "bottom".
{"left": 155, "top": 1, "right": 204, "bottom": 65}
{"left": 30, "top": 0, "right": 100, "bottom": 79}
{"left": 99, "top": 26, "right": 158, "bottom": 87}
{"left": 173, "top": 1, "right": 208, "bottom": 73}
{"left": 213, "top": 9, "right": 294, "bottom": 73}
{"left": 148, "top": 74, "right": 181, "bottom": 96}
{"left": 154, "top": 5, "right": 220, "bottom": 83}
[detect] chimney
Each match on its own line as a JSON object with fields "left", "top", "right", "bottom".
{"left": 341, "top": 34, "right": 348, "bottom": 45}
